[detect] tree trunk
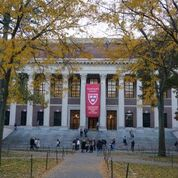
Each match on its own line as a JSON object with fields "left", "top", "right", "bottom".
{"left": 158, "top": 91, "right": 166, "bottom": 156}
{"left": 0, "top": 71, "right": 11, "bottom": 166}
{"left": 0, "top": 11, "right": 11, "bottom": 166}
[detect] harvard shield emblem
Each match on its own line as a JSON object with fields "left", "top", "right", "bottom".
{"left": 88, "top": 93, "right": 98, "bottom": 105}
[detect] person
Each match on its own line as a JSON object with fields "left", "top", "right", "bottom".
{"left": 30, "top": 137, "right": 35, "bottom": 150}
{"left": 110, "top": 138, "right": 116, "bottom": 150}
{"left": 129, "top": 129, "right": 134, "bottom": 138}
{"left": 36, "top": 138, "right": 40, "bottom": 149}
{"left": 123, "top": 136, "right": 127, "bottom": 146}
{"left": 76, "top": 138, "right": 80, "bottom": 150}
{"left": 174, "top": 141, "right": 178, "bottom": 151}
{"left": 81, "top": 139, "right": 86, "bottom": 153}
{"left": 14, "top": 123, "right": 17, "bottom": 130}
{"left": 96, "top": 122, "right": 99, "bottom": 131}
{"left": 84, "top": 128, "right": 88, "bottom": 137}
{"left": 34, "top": 138, "right": 38, "bottom": 149}
{"left": 131, "top": 139, "right": 135, "bottom": 152}
{"left": 72, "top": 139, "right": 76, "bottom": 150}
{"left": 56, "top": 139, "right": 60, "bottom": 148}
{"left": 80, "top": 128, "right": 83, "bottom": 137}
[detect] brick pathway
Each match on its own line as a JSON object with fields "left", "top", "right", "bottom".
{"left": 42, "top": 152, "right": 104, "bottom": 178}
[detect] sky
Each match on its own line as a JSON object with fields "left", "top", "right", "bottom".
{"left": 67, "top": 22, "right": 117, "bottom": 38}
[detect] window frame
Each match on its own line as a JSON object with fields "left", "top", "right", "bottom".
{"left": 51, "top": 75, "right": 63, "bottom": 98}
{"left": 107, "top": 77, "right": 117, "bottom": 98}
{"left": 69, "top": 76, "right": 80, "bottom": 97}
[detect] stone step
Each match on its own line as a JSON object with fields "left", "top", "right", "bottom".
{"left": 2, "top": 127, "right": 177, "bottom": 150}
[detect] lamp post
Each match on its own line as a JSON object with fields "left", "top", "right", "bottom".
{"left": 174, "top": 89, "right": 178, "bottom": 121}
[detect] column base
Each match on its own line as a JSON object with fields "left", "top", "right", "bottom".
{"left": 99, "top": 126, "right": 107, "bottom": 131}
{"left": 117, "top": 126, "right": 125, "bottom": 129}
{"left": 60, "top": 126, "right": 69, "bottom": 130}
{"left": 79, "top": 126, "right": 86, "bottom": 129}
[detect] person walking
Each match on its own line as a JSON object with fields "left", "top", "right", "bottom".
{"left": 123, "top": 136, "right": 127, "bottom": 146}
{"left": 80, "top": 128, "right": 83, "bottom": 137}
{"left": 131, "top": 139, "right": 135, "bottom": 152}
{"left": 84, "top": 128, "right": 88, "bottom": 137}
{"left": 56, "top": 139, "right": 60, "bottom": 148}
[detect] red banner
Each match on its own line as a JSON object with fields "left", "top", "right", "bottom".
{"left": 86, "top": 84, "right": 100, "bottom": 117}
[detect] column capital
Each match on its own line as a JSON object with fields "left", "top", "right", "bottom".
{"left": 100, "top": 73, "right": 107, "bottom": 80}
{"left": 62, "top": 74, "right": 69, "bottom": 83}
{"left": 27, "top": 73, "right": 34, "bottom": 80}
{"left": 45, "top": 73, "right": 51, "bottom": 79}
{"left": 62, "top": 73, "right": 69, "bottom": 78}
{"left": 80, "top": 74, "right": 87, "bottom": 80}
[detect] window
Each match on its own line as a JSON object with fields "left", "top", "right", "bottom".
{"left": 89, "top": 78, "right": 99, "bottom": 84}
{"left": 107, "top": 111, "right": 117, "bottom": 130}
{"left": 124, "top": 75, "right": 136, "bottom": 98}
{"left": 51, "top": 75, "right": 62, "bottom": 97}
{"left": 164, "top": 91, "right": 169, "bottom": 98}
{"left": 107, "top": 78, "right": 117, "bottom": 98}
{"left": 53, "top": 111, "right": 61, "bottom": 126}
{"left": 143, "top": 113, "right": 150, "bottom": 127}
{"left": 21, "top": 111, "right": 27, "bottom": 126}
{"left": 4, "top": 110, "right": 10, "bottom": 125}
{"left": 34, "top": 74, "right": 45, "bottom": 95}
{"left": 125, "top": 111, "right": 133, "bottom": 127}
{"left": 69, "top": 76, "right": 80, "bottom": 97}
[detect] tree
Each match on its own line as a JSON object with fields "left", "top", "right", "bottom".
{"left": 0, "top": 0, "right": 92, "bottom": 165}
{"left": 94, "top": 0, "right": 178, "bottom": 156}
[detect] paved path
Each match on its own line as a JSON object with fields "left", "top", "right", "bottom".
{"left": 43, "top": 152, "right": 104, "bottom": 178}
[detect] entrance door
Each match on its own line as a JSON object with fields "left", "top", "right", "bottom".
{"left": 70, "top": 110, "right": 80, "bottom": 129}
{"left": 88, "top": 118, "right": 98, "bottom": 130}
{"left": 143, "top": 113, "right": 150, "bottom": 127}
{"left": 54, "top": 111, "right": 61, "bottom": 126}
{"left": 37, "top": 111, "right": 44, "bottom": 126}
{"left": 21, "top": 111, "right": 27, "bottom": 126}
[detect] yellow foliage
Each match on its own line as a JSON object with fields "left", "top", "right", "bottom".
{"left": 0, "top": 0, "right": 93, "bottom": 104}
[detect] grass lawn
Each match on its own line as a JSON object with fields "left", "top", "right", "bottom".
{"left": 113, "top": 162, "right": 178, "bottom": 178}
{"left": 111, "top": 151, "right": 178, "bottom": 164}
{"left": 0, "top": 151, "right": 62, "bottom": 178}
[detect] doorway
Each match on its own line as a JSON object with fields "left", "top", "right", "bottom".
{"left": 70, "top": 110, "right": 80, "bottom": 129}
{"left": 37, "top": 111, "right": 44, "bottom": 126}
{"left": 21, "top": 111, "right": 27, "bottom": 126}
{"left": 88, "top": 117, "right": 98, "bottom": 130}
{"left": 143, "top": 113, "right": 150, "bottom": 127}
{"left": 107, "top": 111, "right": 117, "bottom": 130}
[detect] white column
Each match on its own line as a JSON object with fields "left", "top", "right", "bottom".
{"left": 43, "top": 75, "right": 50, "bottom": 126}
{"left": 27, "top": 74, "right": 33, "bottom": 126}
{"left": 10, "top": 103, "right": 16, "bottom": 126}
{"left": 154, "top": 107, "right": 159, "bottom": 128}
{"left": 61, "top": 74, "right": 68, "bottom": 129}
{"left": 100, "top": 74, "right": 107, "bottom": 130}
{"left": 118, "top": 77, "right": 125, "bottom": 127}
{"left": 172, "top": 89, "right": 178, "bottom": 128}
{"left": 80, "top": 74, "right": 86, "bottom": 128}
{"left": 136, "top": 80, "right": 143, "bottom": 127}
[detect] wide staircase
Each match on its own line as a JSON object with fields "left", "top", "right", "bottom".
{"left": 2, "top": 127, "right": 177, "bottom": 151}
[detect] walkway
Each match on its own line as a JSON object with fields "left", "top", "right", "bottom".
{"left": 42, "top": 152, "right": 105, "bottom": 178}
